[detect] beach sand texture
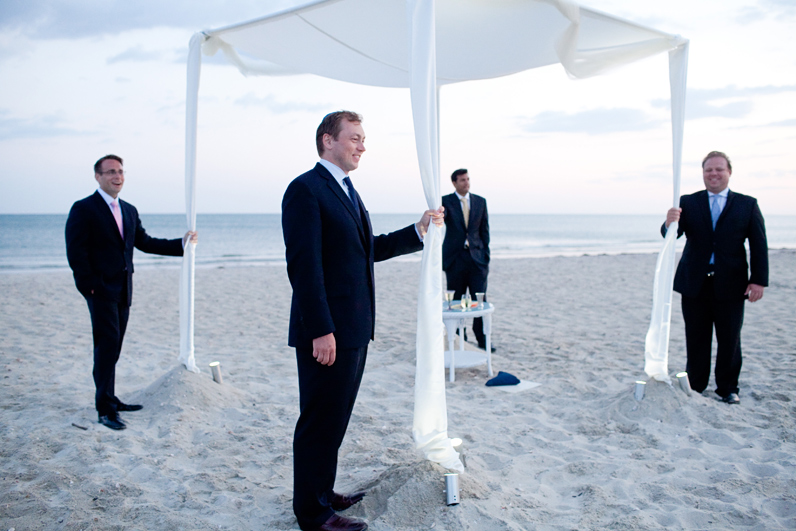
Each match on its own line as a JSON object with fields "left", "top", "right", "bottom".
{"left": 1, "top": 250, "right": 795, "bottom": 530}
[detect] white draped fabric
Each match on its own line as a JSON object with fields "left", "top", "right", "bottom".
{"left": 644, "top": 43, "right": 689, "bottom": 381}
{"left": 179, "top": 0, "right": 689, "bottom": 471}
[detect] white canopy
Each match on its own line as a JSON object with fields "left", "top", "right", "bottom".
{"left": 179, "top": 0, "right": 689, "bottom": 472}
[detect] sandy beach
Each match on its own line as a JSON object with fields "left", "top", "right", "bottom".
{"left": 1, "top": 250, "right": 795, "bottom": 530}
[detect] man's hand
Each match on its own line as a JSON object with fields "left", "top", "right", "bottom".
{"left": 416, "top": 206, "right": 445, "bottom": 238}
{"left": 665, "top": 207, "right": 681, "bottom": 229}
{"left": 183, "top": 231, "right": 198, "bottom": 246}
{"left": 745, "top": 283, "right": 764, "bottom": 302}
{"left": 312, "top": 333, "right": 336, "bottom": 365}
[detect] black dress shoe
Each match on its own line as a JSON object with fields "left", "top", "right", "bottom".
{"left": 313, "top": 514, "right": 367, "bottom": 531}
{"left": 116, "top": 402, "right": 143, "bottom": 412}
{"left": 722, "top": 393, "right": 741, "bottom": 404}
{"left": 478, "top": 342, "right": 497, "bottom": 353}
{"left": 98, "top": 414, "right": 126, "bottom": 430}
{"left": 331, "top": 491, "right": 366, "bottom": 511}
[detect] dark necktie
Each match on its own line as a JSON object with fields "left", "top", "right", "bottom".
{"left": 343, "top": 176, "right": 360, "bottom": 217}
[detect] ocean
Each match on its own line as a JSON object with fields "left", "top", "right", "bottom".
{"left": 2, "top": 213, "right": 795, "bottom": 273}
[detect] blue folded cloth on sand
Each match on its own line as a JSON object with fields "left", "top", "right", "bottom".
{"left": 485, "top": 371, "right": 520, "bottom": 387}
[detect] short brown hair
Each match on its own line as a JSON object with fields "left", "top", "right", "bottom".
{"left": 316, "top": 111, "right": 362, "bottom": 156}
{"left": 702, "top": 151, "right": 731, "bottom": 172}
{"left": 94, "top": 154, "right": 123, "bottom": 174}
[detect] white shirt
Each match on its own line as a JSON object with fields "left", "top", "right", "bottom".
{"left": 708, "top": 187, "right": 729, "bottom": 215}
{"left": 319, "top": 159, "right": 351, "bottom": 200}
{"left": 97, "top": 188, "right": 120, "bottom": 213}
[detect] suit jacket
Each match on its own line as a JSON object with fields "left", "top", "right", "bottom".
{"left": 65, "top": 191, "right": 184, "bottom": 305}
{"left": 662, "top": 189, "right": 768, "bottom": 300}
{"left": 282, "top": 163, "right": 423, "bottom": 350}
{"left": 442, "top": 192, "right": 490, "bottom": 270}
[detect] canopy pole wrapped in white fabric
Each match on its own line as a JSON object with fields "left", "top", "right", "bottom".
{"left": 178, "top": 32, "right": 202, "bottom": 374}
{"left": 408, "top": 0, "right": 463, "bottom": 472}
{"left": 644, "top": 41, "right": 689, "bottom": 381}
{"left": 180, "top": 0, "right": 689, "bottom": 470}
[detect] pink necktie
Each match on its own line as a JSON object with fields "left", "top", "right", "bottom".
{"left": 111, "top": 200, "right": 124, "bottom": 237}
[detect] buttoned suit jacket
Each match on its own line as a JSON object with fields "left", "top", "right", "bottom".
{"left": 282, "top": 163, "right": 423, "bottom": 350}
{"left": 65, "top": 191, "right": 184, "bottom": 305}
{"left": 662, "top": 189, "right": 768, "bottom": 301}
{"left": 441, "top": 192, "right": 490, "bottom": 271}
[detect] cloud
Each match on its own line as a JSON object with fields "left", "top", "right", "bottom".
{"left": 0, "top": 1, "right": 306, "bottom": 40}
{"left": 0, "top": 114, "right": 91, "bottom": 141}
{"left": 734, "top": 0, "right": 796, "bottom": 24}
{"left": 106, "top": 46, "right": 163, "bottom": 64}
{"left": 233, "top": 93, "right": 330, "bottom": 114}
{"left": 764, "top": 118, "right": 796, "bottom": 127}
{"left": 651, "top": 84, "right": 796, "bottom": 120}
{"left": 519, "top": 108, "right": 663, "bottom": 135}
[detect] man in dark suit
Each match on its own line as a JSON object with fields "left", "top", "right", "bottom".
{"left": 282, "top": 111, "right": 443, "bottom": 531}
{"left": 442, "top": 168, "right": 493, "bottom": 351}
{"left": 65, "top": 154, "right": 197, "bottom": 430}
{"left": 663, "top": 151, "right": 768, "bottom": 405}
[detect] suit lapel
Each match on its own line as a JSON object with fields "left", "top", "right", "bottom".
{"left": 717, "top": 190, "right": 735, "bottom": 229}
{"left": 316, "top": 164, "right": 367, "bottom": 242}
{"left": 119, "top": 199, "right": 132, "bottom": 244}
{"left": 449, "top": 193, "right": 467, "bottom": 231}
{"left": 696, "top": 190, "right": 713, "bottom": 233}
{"left": 91, "top": 191, "right": 124, "bottom": 245}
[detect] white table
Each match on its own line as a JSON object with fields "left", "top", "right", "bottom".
{"left": 442, "top": 302, "right": 494, "bottom": 382}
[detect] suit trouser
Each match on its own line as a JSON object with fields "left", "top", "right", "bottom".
{"left": 293, "top": 345, "right": 368, "bottom": 530}
{"left": 445, "top": 253, "right": 488, "bottom": 344}
{"left": 86, "top": 296, "right": 130, "bottom": 416}
{"left": 681, "top": 276, "right": 745, "bottom": 397}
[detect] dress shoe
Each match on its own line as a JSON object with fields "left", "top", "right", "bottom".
{"left": 722, "top": 393, "right": 741, "bottom": 404}
{"left": 116, "top": 402, "right": 143, "bottom": 412}
{"left": 312, "top": 514, "right": 367, "bottom": 531}
{"left": 478, "top": 342, "right": 497, "bottom": 353}
{"left": 98, "top": 414, "right": 126, "bottom": 430}
{"left": 331, "top": 491, "right": 366, "bottom": 511}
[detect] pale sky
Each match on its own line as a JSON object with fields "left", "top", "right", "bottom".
{"left": 1, "top": 0, "right": 794, "bottom": 215}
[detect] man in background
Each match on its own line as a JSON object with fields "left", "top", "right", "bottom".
{"left": 282, "top": 111, "right": 443, "bottom": 531}
{"left": 663, "top": 150, "right": 768, "bottom": 405}
{"left": 65, "top": 154, "right": 197, "bottom": 430}
{"left": 442, "top": 168, "right": 494, "bottom": 352}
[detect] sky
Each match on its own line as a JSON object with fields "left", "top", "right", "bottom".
{"left": 0, "top": 0, "right": 794, "bottom": 215}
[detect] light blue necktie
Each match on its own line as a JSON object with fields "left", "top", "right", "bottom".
{"left": 710, "top": 195, "right": 721, "bottom": 229}
{"left": 709, "top": 195, "right": 722, "bottom": 265}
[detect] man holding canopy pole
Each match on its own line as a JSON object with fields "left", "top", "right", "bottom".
{"left": 282, "top": 111, "right": 443, "bottom": 531}
{"left": 663, "top": 150, "right": 768, "bottom": 405}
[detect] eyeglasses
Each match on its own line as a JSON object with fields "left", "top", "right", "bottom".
{"left": 98, "top": 169, "right": 124, "bottom": 176}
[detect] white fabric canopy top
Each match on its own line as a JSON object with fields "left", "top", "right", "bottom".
{"left": 180, "top": 0, "right": 689, "bottom": 472}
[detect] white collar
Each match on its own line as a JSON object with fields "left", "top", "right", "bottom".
{"left": 97, "top": 188, "right": 119, "bottom": 206}
{"left": 319, "top": 159, "right": 349, "bottom": 193}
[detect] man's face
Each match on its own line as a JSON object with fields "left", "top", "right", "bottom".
{"left": 322, "top": 120, "right": 365, "bottom": 174}
{"left": 453, "top": 172, "right": 470, "bottom": 196}
{"left": 703, "top": 156, "right": 731, "bottom": 194}
{"left": 95, "top": 159, "right": 124, "bottom": 198}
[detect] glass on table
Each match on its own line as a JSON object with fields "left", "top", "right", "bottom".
{"left": 461, "top": 293, "right": 472, "bottom": 311}
{"left": 444, "top": 290, "right": 456, "bottom": 310}
{"left": 475, "top": 292, "right": 485, "bottom": 309}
